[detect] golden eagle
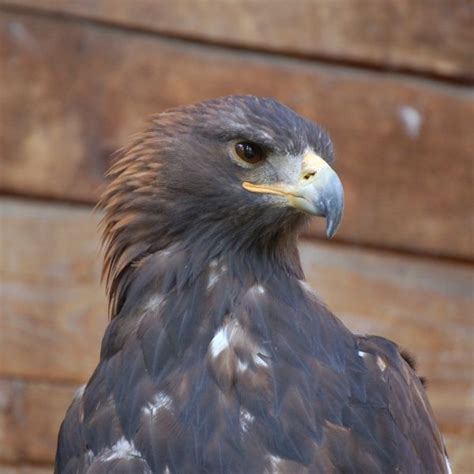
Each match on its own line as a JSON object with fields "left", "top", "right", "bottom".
{"left": 55, "top": 96, "right": 450, "bottom": 473}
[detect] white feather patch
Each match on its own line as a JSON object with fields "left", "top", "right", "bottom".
{"left": 209, "top": 321, "right": 271, "bottom": 372}
{"left": 376, "top": 356, "right": 387, "bottom": 372}
{"left": 210, "top": 326, "right": 230, "bottom": 358}
{"left": 268, "top": 454, "right": 283, "bottom": 469}
{"left": 240, "top": 408, "right": 255, "bottom": 433}
{"left": 237, "top": 359, "right": 249, "bottom": 372}
{"left": 142, "top": 392, "right": 172, "bottom": 416}
{"left": 145, "top": 294, "right": 163, "bottom": 312}
{"left": 255, "top": 353, "right": 269, "bottom": 367}
{"left": 207, "top": 260, "right": 227, "bottom": 290}
{"left": 102, "top": 437, "right": 141, "bottom": 462}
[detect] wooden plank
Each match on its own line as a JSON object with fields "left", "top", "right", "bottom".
{"left": 0, "top": 200, "right": 107, "bottom": 383}
{"left": 0, "top": 378, "right": 76, "bottom": 464}
{"left": 0, "top": 14, "right": 473, "bottom": 258}
{"left": 0, "top": 465, "right": 52, "bottom": 474}
{"left": 1, "top": 0, "right": 472, "bottom": 79}
{"left": 1, "top": 197, "right": 473, "bottom": 460}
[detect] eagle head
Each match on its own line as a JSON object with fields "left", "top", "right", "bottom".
{"left": 100, "top": 95, "right": 343, "bottom": 314}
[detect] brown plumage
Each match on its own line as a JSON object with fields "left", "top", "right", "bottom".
{"left": 55, "top": 96, "right": 450, "bottom": 474}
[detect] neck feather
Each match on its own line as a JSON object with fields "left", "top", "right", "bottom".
{"left": 106, "top": 231, "right": 305, "bottom": 319}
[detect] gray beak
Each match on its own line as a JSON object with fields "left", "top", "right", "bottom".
{"left": 293, "top": 164, "right": 344, "bottom": 238}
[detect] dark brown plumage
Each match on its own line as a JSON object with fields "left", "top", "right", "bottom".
{"left": 55, "top": 96, "right": 450, "bottom": 473}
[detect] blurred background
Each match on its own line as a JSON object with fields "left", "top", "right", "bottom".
{"left": 0, "top": 1, "right": 472, "bottom": 472}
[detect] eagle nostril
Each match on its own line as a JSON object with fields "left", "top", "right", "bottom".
{"left": 303, "top": 171, "right": 317, "bottom": 181}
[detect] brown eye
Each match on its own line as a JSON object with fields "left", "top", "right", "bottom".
{"left": 234, "top": 142, "right": 265, "bottom": 164}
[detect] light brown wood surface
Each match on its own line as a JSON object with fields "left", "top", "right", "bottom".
{"left": 0, "top": 200, "right": 107, "bottom": 383}
{"left": 1, "top": 0, "right": 472, "bottom": 79}
{"left": 1, "top": 12, "right": 473, "bottom": 259}
{"left": 0, "top": 465, "right": 52, "bottom": 474}
{"left": 0, "top": 378, "right": 76, "bottom": 464}
{"left": 1, "top": 198, "right": 472, "bottom": 470}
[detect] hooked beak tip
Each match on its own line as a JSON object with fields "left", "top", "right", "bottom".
{"left": 310, "top": 167, "right": 344, "bottom": 239}
{"left": 323, "top": 185, "right": 344, "bottom": 239}
{"left": 325, "top": 214, "right": 341, "bottom": 239}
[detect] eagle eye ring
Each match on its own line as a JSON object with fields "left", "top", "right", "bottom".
{"left": 233, "top": 141, "right": 266, "bottom": 165}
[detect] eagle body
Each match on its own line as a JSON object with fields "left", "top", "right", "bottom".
{"left": 56, "top": 96, "right": 449, "bottom": 473}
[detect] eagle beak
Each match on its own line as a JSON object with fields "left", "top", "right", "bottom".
{"left": 242, "top": 151, "right": 344, "bottom": 238}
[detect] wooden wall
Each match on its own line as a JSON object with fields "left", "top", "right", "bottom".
{"left": 0, "top": 1, "right": 472, "bottom": 472}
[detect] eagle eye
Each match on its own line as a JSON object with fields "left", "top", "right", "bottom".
{"left": 234, "top": 142, "right": 265, "bottom": 164}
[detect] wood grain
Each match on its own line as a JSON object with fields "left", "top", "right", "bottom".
{"left": 1, "top": 0, "right": 472, "bottom": 79}
{"left": 0, "top": 465, "right": 52, "bottom": 474}
{"left": 0, "top": 200, "right": 107, "bottom": 383}
{"left": 0, "top": 13, "right": 472, "bottom": 258}
{"left": 0, "top": 378, "right": 76, "bottom": 464}
{"left": 1, "top": 198, "right": 473, "bottom": 468}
